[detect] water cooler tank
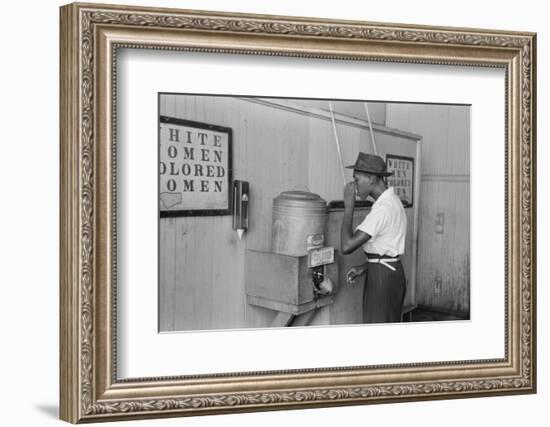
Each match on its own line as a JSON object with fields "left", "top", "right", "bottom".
{"left": 271, "top": 190, "right": 328, "bottom": 256}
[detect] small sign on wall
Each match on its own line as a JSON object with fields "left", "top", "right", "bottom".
{"left": 386, "top": 154, "right": 414, "bottom": 208}
{"left": 159, "top": 116, "right": 232, "bottom": 216}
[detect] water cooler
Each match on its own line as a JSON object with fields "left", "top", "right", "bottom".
{"left": 245, "top": 191, "right": 339, "bottom": 327}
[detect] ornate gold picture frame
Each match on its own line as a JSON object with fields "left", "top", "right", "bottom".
{"left": 60, "top": 2, "right": 536, "bottom": 423}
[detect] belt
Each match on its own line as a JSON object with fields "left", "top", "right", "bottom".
{"left": 366, "top": 256, "right": 400, "bottom": 271}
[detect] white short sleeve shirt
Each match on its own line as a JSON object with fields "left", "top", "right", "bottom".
{"left": 355, "top": 187, "right": 407, "bottom": 256}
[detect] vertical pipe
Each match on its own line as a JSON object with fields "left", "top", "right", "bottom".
{"left": 411, "top": 138, "right": 422, "bottom": 306}
{"left": 328, "top": 102, "right": 347, "bottom": 186}
{"left": 364, "top": 102, "right": 378, "bottom": 155}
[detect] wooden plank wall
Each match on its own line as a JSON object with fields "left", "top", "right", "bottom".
{"left": 159, "top": 95, "right": 395, "bottom": 331}
{"left": 159, "top": 96, "right": 248, "bottom": 331}
{"left": 386, "top": 104, "right": 470, "bottom": 316}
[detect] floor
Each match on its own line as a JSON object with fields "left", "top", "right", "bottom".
{"left": 404, "top": 307, "right": 468, "bottom": 322}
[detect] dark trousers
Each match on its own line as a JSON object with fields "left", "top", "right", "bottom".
{"left": 362, "top": 259, "right": 406, "bottom": 323}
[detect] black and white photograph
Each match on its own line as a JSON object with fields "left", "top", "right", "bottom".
{"left": 158, "top": 94, "right": 470, "bottom": 332}
{"left": 2, "top": 0, "right": 542, "bottom": 425}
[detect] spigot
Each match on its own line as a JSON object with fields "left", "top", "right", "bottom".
{"left": 312, "top": 266, "right": 332, "bottom": 296}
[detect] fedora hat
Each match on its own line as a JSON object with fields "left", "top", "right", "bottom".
{"left": 345, "top": 152, "right": 393, "bottom": 177}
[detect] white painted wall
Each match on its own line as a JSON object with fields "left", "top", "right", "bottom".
{"left": 388, "top": 104, "right": 470, "bottom": 315}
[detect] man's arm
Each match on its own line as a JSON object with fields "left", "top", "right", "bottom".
{"left": 341, "top": 182, "right": 371, "bottom": 254}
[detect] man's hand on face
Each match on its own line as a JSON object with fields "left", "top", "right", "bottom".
{"left": 343, "top": 181, "right": 357, "bottom": 209}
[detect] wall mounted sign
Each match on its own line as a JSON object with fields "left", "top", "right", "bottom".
{"left": 386, "top": 154, "right": 414, "bottom": 207}
{"left": 159, "top": 116, "right": 232, "bottom": 216}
